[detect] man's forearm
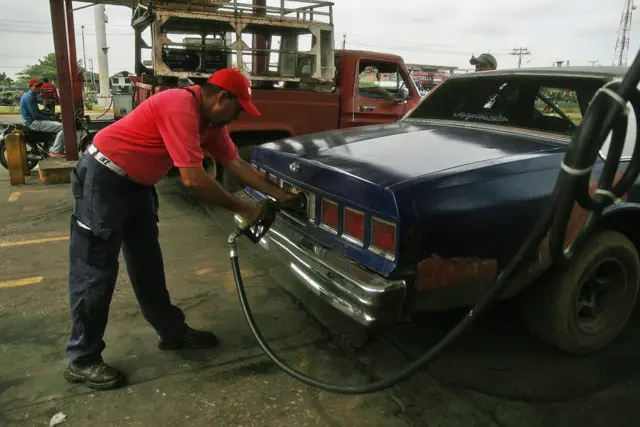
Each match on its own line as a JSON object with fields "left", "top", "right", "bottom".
{"left": 187, "top": 170, "right": 253, "bottom": 214}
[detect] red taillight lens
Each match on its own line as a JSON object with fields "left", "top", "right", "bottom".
{"left": 268, "top": 173, "right": 277, "bottom": 184}
{"left": 371, "top": 217, "right": 396, "bottom": 259}
{"left": 320, "top": 199, "right": 339, "bottom": 232}
{"left": 343, "top": 207, "right": 365, "bottom": 244}
{"left": 258, "top": 168, "right": 267, "bottom": 178}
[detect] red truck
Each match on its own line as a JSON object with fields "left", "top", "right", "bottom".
{"left": 133, "top": 49, "right": 422, "bottom": 190}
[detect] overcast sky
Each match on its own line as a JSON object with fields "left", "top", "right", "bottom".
{"left": 0, "top": 0, "right": 636, "bottom": 80}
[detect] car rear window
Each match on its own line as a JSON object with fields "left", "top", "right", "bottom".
{"left": 405, "top": 75, "right": 607, "bottom": 136}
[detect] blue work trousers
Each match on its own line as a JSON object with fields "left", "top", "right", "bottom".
{"left": 66, "top": 153, "right": 186, "bottom": 365}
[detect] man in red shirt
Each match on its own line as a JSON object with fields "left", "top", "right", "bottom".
{"left": 64, "top": 68, "right": 295, "bottom": 390}
{"left": 41, "top": 78, "right": 59, "bottom": 114}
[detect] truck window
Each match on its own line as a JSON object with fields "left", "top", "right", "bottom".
{"left": 357, "top": 60, "right": 409, "bottom": 100}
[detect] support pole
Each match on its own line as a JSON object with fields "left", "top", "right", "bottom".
{"left": 252, "top": 0, "right": 267, "bottom": 75}
{"left": 134, "top": 28, "right": 142, "bottom": 75}
{"left": 49, "top": 0, "right": 78, "bottom": 161}
{"left": 65, "top": 0, "right": 84, "bottom": 115}
{"left": 94, "top": 4, "right": 111, "bottom": 108}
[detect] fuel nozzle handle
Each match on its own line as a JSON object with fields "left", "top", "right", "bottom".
{"left": 229, "top": 192, "right": 307, "bottom": 247}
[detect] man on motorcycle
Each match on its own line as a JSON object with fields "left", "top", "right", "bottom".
{"left": 19, "top": 78, "right": 65, "bottom": 158}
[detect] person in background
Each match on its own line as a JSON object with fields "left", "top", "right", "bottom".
{"left": 41, "top": 78, "right": 59, "bottom": 114}
{"left": 470, "top": 53, "right": 498, "bottom": 72}
{"left": 19, "top": 78, "right": 65, "bottom": 157}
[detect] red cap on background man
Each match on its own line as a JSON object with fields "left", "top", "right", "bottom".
{"left": 207, "top": 68, "right": 261, "bottom": 117}
{"left": 28, "top": 78, "right": 42, "bottom": 87}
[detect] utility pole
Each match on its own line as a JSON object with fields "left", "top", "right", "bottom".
{"left": 94, "top": 3, "right": 110, "bottom": 108}
{"left": 81, "top": 25, "right": 87, "bottom": 91}
{"left": 588, "top": 60, "right": 600, "bottom": 66}
{"left": 342, "top": 33, "right": 346, "bottom": 49}
{"left": 510, "top": 47, "right": 531, "bottom": 68}
{"left": 613, "top": 0, "right": 637, "bottom": 66}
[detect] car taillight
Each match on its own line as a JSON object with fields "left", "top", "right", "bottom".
{"left": 343, "top": 207, "right": 365, "bottom": 246}
{"left": 268, "top": 173, "right": 277, "bottom": 184}
{"left": 370, "top": 217, "right": 396, "bottom": 260}
{"left": 258, "top": 167, "right": 267, "bottom": 178}
{"left": 320, "top": 198, "right": 339, "bottom": 233}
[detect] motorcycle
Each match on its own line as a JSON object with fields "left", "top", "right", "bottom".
{"left": 0, "top": 109, "right": 95, "bottom": 171}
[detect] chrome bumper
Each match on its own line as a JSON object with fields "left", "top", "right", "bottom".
{"left": 234, "top": 214, "right": 407, "bottom": 326}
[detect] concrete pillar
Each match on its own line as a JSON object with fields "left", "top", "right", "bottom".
{"left": 94, "top": 4, "right": 111, "bottom": 108}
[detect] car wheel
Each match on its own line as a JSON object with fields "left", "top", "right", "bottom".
{"left": 521, "top": 229, "right": 640, "bottom": 354}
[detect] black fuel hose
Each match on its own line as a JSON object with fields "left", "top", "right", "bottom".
{"left": 228, "top": 50, "right": 640, "bottom": 394}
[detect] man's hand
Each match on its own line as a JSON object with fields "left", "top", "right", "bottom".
{"left": 223, "top": 158, "right": 292, "bottom": 201}
{"left": 240, "top": 203, "right": 262, "bottom": 226}
{"left": 280, "top": 192, "right": 306, "bottom": 214}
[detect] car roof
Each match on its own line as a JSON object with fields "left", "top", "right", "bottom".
{"left": 450, "top": 66, "right": 628, "bottom": 80}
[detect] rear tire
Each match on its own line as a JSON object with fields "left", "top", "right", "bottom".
{"left": 521, "top": 230, "right": 640, "bottom": 354}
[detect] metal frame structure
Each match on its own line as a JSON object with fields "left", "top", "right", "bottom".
{"left": 49, "top": 0, "right": 85, "bottom": 161}
{"left": 131, "top": 0, "right": 335, "bottom": 83}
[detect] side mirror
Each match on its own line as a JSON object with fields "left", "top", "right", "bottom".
{"left": 394, "top": 87, "right": 410, "bottom": 104}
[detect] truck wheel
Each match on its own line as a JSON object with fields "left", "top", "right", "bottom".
{"left": 217, "top": 146, "right": 254, "bottom": 194}
{"left": 521, "top": 229, "right": 640, "bottom": 354}
{"left": 214, "top": 162, "right": 242, "bottom": 193}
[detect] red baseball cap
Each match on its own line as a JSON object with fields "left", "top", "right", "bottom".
{"left": 28, "top": 78, "right": 42, "bottom": 87}
{"left": 207, "top": 68, "right": 260, "bottom": 117}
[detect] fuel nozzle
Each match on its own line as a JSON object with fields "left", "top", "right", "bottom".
{"left": 281, "top": 192, "right": 307, "bottom": 215}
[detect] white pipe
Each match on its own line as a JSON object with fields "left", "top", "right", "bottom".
{"left": 94, "top": 4, "right": 110, "bottom": 108}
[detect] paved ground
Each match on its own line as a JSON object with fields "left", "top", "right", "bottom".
{"left": 0, "top": 167, "right": 639, "bottom": 427}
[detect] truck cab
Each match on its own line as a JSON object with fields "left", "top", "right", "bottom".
{"left": 127, "top": 0, "right": 420, "bottom": 188}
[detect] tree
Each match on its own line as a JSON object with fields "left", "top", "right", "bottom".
{"left": 0, "top": 72, "right": 13, "bottom": 86}
{"left": 17, "top": 53, "right": 86, "bottom": 85}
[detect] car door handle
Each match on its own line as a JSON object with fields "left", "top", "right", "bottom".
{"left": 359, "top": 105, "right": 375, "bottom": 112}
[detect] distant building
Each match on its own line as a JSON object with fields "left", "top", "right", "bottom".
{"left": 405, "top": 63, "right": 458, "bottom": 92}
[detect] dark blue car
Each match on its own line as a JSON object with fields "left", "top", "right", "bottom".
{"left": 237, "top": 66, "right": 640, "bottom": 355}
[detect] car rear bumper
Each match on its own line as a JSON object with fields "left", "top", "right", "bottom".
{"left": 233, "top": 214, "right": 407, "bottom": 326}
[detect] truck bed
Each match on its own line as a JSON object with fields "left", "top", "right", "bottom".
{"left": 134, "top": 82, "right": 340, "bottom": 138}
{"left": 230, "top": 88, "right": 340, "bottom": 136}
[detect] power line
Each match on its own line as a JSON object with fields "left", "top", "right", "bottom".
{"left": 510, "top": 47, "right": 531, "bottom": 68}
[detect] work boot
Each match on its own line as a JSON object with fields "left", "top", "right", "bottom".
{"left": 158, "top": 326, "right": 218, "bottom": 350}
{"left": 63, "top": 361, "right": 125, "bottom": 390}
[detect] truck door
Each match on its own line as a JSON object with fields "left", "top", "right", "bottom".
{"left": 348, "top": 59, "right": 414, "bottom": 127}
